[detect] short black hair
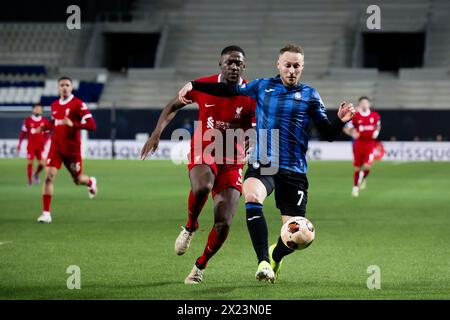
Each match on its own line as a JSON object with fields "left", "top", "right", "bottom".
{"left": 358, "top": 96, "right": 371, "bottom": 102}
{"left": 221, "top": 45, "right": 245, "bottom": 57}
{"left": 58, "top": 76, "right": 72, "bottom": 83}
{"left": 32, "top": 103, "right": 42, "bottom": 109}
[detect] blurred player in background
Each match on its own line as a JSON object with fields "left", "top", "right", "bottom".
{"left": 17, "top": 103, "right": 50, "bottom": 186}
{"left": 141, "top": 46, "right": 256, "bottom": 284}
{"left": 37, "top": 77, "right": 97, "bottom": 224}
{"left": 178, "top": 44, "right": 355, "bottom": 283}
{"left": 343, "top": 96, "right": 381, "bottom": 197}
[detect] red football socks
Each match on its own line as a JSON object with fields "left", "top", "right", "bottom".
{"left": 354, "top": 170, "right": 370, "bottom": 187}
{"left": 43, "top": 194, "right": 52, "bottom": 212}
{"left": 363, "top": 170, "right": 370, "bottom": 179}
{"left": 34, "top": 164, "right": 44, "bottom": 176}
{"left": 185, "top": 190, "right": 208, "bottom": 231}
{"left": 196, "top": 227, "right": 229, "bottom": 269}
{"left": 27, "top": 164, "right": 33, "bottom": 184}
{"left": 353, "top": 171, "right": 360, "bottom": 187}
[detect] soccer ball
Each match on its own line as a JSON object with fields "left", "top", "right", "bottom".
{"left": 280, "top": 216, "right": 315, "bottom": 250}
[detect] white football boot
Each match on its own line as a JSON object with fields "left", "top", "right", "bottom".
{"left": 352, "top": 186, "right": 359, "bottom": 197}
{"left": 175, "top": 226, "right": 195, "bottom": 255}
{"left": 184, "top": 265, "right": 204, "bottom": 284}
{"left": 88, "top": 177, "right": 97, "bottom": 199}
{"left": 359, "top": 179, "right": 367, "bottom": 190}
{"left": 37, "top": 211, "right": 52, "bottom": 223}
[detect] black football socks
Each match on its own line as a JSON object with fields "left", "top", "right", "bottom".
{"left": 272, "top": 236, "right": 295, "bottom": 263}
{"left": 245, "top": 202, "right": 269, "bottom": 264}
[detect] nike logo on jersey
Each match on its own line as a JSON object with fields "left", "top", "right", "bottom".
{"left": 247, "top": 216, "right": 261, "bottom": 221}
{"left": 265, "top": 89, "right": 275, "bottom": 93}
{"left": 205, "top": 103, "right": 215, "bottom": 108}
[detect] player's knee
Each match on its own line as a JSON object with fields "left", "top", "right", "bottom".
{"left": 244, "top": 191, "right": 264, "bottom": 204}
{"left": 73, "top": 176, "right": 82, "bottom": 185}
{"left": 45, "top": 174, "right": 55, "bottom": 184}
{"left": 214, "top": 221, "right": 230, "bottom": 237}
{"left": 192, "top": 183, "right": 213, "bottom": 199}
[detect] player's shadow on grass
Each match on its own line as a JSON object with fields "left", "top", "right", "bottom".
{"left": 83, "top": 281, "right": 182, "bottom": 289}
{"left": 144, "top": 281, "right": 183, "bottom": 287}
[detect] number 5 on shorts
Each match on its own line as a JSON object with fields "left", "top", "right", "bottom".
{"left": 297, "top": 190, "right": 304, "bottom": 206}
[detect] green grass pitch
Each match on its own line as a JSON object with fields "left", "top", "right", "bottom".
{"left": 0, "top": 158, "right": 449, "bottom": 299}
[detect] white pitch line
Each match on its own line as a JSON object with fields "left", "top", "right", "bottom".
{"left": 0, "top": 241, "right": 13, "bottom": 246}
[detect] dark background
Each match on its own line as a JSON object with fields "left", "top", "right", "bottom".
{"left": 103, "top": 33, "right": 160, "bottom": 70}
{"left": 363, "top": 32, "right": 426, "bottom": 71}
{"left": 0, "top": 0, "right": 135, "bottom": 22}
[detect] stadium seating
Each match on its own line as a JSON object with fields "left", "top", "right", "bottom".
{"left": 0, "top": 23, "right": 93, "bottom": 69}
{"left": 100, "top": 0, "right": 450, "bottom": 109}
{"left": 424, "top": 0, "right": 450, "bottom": 68}
{"left": 0, "top": 78, "right": 104, "bottom": 107}
{"left": 2, "top": 0, "right": 450, "bottom": 110}
{"left": 0, "top": 65, "right": 46, "bottom": 76}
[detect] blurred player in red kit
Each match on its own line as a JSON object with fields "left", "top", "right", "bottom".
{"left": 17, "top": 103, "right": 50, "bottom": 186}
{"left": 140, "top": 46, "right": 255, "bottom": 284}
{"left": 37, "top": 77, "right": 98, "bottom": 223}
{"left": 343, "top": 96, "right": 381, "bottom": 197}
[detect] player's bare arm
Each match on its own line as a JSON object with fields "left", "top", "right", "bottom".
{"left": 343, "top": 125, "right": 359, "bottom": 139}
{"left": 178, "top": 82, "right": 193, "bottom": 104}
{"left": 373, "top": 120, "right": 381, "bottom": 139}
{"left": 343, "top": 125, "right": 353, "bottom": 136}
{"left": 141, "top": 97, "right": 187, "bottom": 159}
{"left": 62, "top": 117, "right": 73, "bottom": 127}
{"left": 17, "top": 126, "right": 26, "bottom": 152}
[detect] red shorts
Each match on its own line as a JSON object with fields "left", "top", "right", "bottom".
{"left": 27, "top": 148, "right": 44, "bottom": 161}
{"left": 188, "top": 162, "right": 243, "bottom": 198}
{"left": 353, "top": 140, "right": 376, "bottom": 167}
{"left": 47, "top": 147, "right": 82, "bottom": 178}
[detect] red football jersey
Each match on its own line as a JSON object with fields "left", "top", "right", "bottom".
{"left": 186, "top": 74, "right": 256, "bottom": 164}
{"left": 351, "top": 110, "right": 381, "bottom": 141}
{"left": 20, "top": 115, "right": 49, "bottom": 151}
{"left": 49, "top": 95, "right": 93, "bottom": 154}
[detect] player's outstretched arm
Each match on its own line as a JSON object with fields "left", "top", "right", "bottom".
{"left": 140, "top": 97, "right": 186, "bottom": 160}
{"left": 17, "top": 122, "right": 27, "bottom": 151}
{"left": 64, "top": 116, "right": 96, "bottom": 131}
{"left": 315, "top": 102, "right": 355, "bottom": 142}
{"left": 178, "top": 81, "right": 239, "bottom": 103}
{"left": 373, "top": 119, "right": 381, "bottom": 139}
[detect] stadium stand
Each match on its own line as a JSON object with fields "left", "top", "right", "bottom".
{"left": 425, "top": 0, "right": 450, "bottom": 68}
{"left": 0, "top": 78, "right": 104, "bottom": 107}
{"left": 99, "top": 0, "right": 450, "bottom": 109}
{"left": 1, "top": 0, "right": 450, "bottom": 111}
{"left": 0, "top": 23, "right": 94, "bottom": 69}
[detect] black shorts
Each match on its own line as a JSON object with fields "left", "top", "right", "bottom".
{"left": 244, "top": 162, "right": 308, "bottom": 216}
